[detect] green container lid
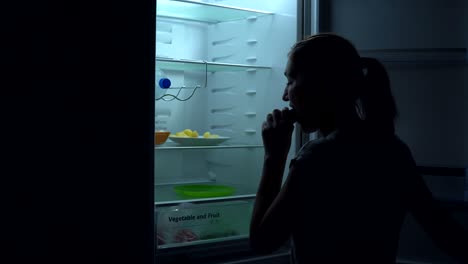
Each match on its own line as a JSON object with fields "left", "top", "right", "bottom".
{"left": 174, "top": 184, "right": 235, "bottom": 198}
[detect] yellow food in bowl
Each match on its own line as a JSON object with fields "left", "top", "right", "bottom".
{"left": 203, "top": 132, "right": 219, "bottom": 138}
{"left": 183, "top": 129, "right": 193, "bottom": 137}
{"left": 175, "top": 132, "right": 188, "bottom": 137}
{"left": 174, "top": 129, "right": 220, "bottom": 138}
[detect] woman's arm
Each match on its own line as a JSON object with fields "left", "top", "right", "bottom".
{"left": 249, "top": 155, "right": 294, "bottom": 253}
{"left": 249, "top": 108, "right": 297, "bottom": 253}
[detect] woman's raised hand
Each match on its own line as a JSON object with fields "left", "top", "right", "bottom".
{"left": 262, "top": 107, "right": 297, "bottom": 159}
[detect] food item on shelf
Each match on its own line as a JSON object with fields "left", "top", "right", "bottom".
{"left": 175, "top": 131, "right": 188, "bottom": 137}
{"left": 174, "top": 184, "right": 235, "bottom": 198}
{"left": 174, "top": 229, "right": 199, "bottom": 243}
{"left": 157, "top": 232, "right": 166, "bottom": 245}
{"left": 155, "top": 131, "right": 171, "bottom": 145}
{"left": 203, "top": 131, "right": 219, "bottom": 138}
{"left": 172, "top": 129, "right": 220, "bottom": 138}
{"left": 199, "top": 230, "right": 239, "bottom": 240}
{"left": 183, "top": 129, "right": 193, "bottom": 137}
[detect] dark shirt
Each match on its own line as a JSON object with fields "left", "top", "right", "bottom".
{"left": 288, "top": 123, "right": 468, "bottom": 263}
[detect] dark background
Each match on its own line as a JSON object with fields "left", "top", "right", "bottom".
{"left": 2, "top": 1, "right": 155, "bottom": 263}
{"left": 2, "top": 1, "right": 467, "bottom": 263}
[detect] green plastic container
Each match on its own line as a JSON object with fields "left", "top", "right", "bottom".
{"left": 173, "top": 184, "right": 235, "bottom": 198}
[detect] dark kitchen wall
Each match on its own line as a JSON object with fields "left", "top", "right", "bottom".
{"left": 327, "top": 0, "right": 468, "bottom": 167}
{"left": 320, "top": 0, "right": 468, "bottom": 263}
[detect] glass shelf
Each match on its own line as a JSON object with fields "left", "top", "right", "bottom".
{"left": 155, "top": 143, "right": 264, "bottom": 150}
{"left": 156, "top": 58, "right": 271, "bottom": 72}
{"left": 155, "top": 194, "right": 256, "bottom": 206}
{"left": 155, "top": 182, "right": 257, "bottom": 206}
{"left": 157, "top": 234, "right": 248, "bottom": 249}
{"left": 157, "top": 0, "right": 273, "bottom": 24}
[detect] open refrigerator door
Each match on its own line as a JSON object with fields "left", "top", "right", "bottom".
{"left": 154, "top": 0, "right": 302, "bottom": 262}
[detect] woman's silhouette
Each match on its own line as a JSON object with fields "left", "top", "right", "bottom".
{"left": 250, "top": 33, "right": 468, "bottom": 263}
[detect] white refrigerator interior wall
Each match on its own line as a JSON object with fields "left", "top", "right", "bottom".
{"left": 155, "top": 0, "right": 298, "bottom": 194}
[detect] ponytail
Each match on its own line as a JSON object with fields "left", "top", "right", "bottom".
{"left": 358, "top": 57, "right": 398, "bottom": 134}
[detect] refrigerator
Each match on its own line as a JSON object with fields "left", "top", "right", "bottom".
{"left": 154, "top": 0, "right": 468, "bottom": 263}
{"left": 154, "top": 0, "right": 305, "bottom": 263}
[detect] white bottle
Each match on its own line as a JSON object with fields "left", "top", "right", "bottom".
{"left": 156, "top": 67, "right": 171, "bottom": 98}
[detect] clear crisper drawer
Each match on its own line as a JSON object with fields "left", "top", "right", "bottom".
{"left": 155, "top": 200, "right": 253, "bottom": 249}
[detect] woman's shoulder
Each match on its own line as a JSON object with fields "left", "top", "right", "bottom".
{"left": 294, "top": 136, "right": 335, "bottom": 163}
{"left": 295, "top": 132, "right": 414, "bottom": 165}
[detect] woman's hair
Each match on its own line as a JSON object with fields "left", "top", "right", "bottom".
{"left": 289, "top": 33, "right": 398, "bottom": 134}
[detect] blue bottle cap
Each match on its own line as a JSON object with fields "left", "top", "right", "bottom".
{"left": 159, "top": 78, "right": 171, "bottom": 89}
